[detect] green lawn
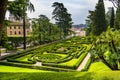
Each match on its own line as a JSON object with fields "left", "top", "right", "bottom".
{"left": 0, "top": 65, "right": 50, "bottom": 72}
{"left": 60, "top": 58, "right": 78, "bottom": 66}
{"left": 88, "top": 61, "right": 111, "bottom": 72}
{"left": 0, "top": 71, "right": 120, "bottom": 80}
{"left": 16, "top": 54, "right": 32, "bottom": 61}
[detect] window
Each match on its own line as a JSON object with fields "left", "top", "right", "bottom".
{"left": 18, "top": 26, "right": 21, "bottom": 29}
{"left": 10, "top": 26, "right": 12, "bottom": 29}
{"left": 14, "top": 31, "right": 17, "bottom": 35}
{"left": 10, "top": 31, "right": 12, "bottom": 35}
{"left": 14, "top": 26, "right": 16, "bottom": 29}
{"left": 27, "top": 31, "right": 29, "bottom": 35}
{"left": 19, "top": 31, "right": 21, "bottom": 35}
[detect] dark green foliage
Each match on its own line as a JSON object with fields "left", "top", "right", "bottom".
{"left": 30, "top": 16, "right": 60, "bottom": 45}
{"left": 91, "top": 28, "right": 120, "bottom": 70}
{"left": 8, "top": 37, "right": 31, "bottom": 49}
{"left": 0, "top": 30, "right": 8, "bottom": 48}
{"left": 114, "top": 7, "right": 120, "bottom": 29}
{"left": 86, "top": 11, "right": 95, "bottom": 35}
{"left": 92, "top": 0, "right": 107, "bottom": 35}
{"left": 110, "top": 7, "right": 115, "bottom": 28}
{"left": 52, "top": 2, "right": 72, "bottom": 38}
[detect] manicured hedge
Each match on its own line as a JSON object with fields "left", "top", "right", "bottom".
{"left": 81, "top": 58, "right": 91, "bottom": 71}
{"left": 73, "top": 52, "right": 88, "bottom": 69}
{"left": 7, "top": 58, "right": 36, "bottom": 64}
{"left": 42, "top": 62, "right": 74, "bottom": 69}
{"left": 0, "top": 61, "right": 74, "bottom": 72}
{"left": 3, "top": 36, "right": 92, "bottom": 71}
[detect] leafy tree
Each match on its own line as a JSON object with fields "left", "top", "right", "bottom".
{"left": 114, "top": 7, "right": 120, "bottom": 29}
{"left": 85, "top": 11, "right": 95, "bottom": 35}
{"left": 8, "top": 0, "right": 35, "bottom": 49}
{"left": 0, "top": 0, "right": 8, "bottom": 45}
{"left": 93, "top": 0, "right": 107, "bottom": 36}
{"left": 52, "top": 2, "right": 72, "bottom": 38}
{"left": 30, "top": 15, "right": 60, "bottom": 46}
{"left": 92, "top": 27, "right": 120, "bottom": 70}
{"left": 107, "top": 0, "right": 120, "bottom": 29}
{"left": 1, "top": 20, "right": 11, "bottom": 49}
{"left": 110, "top": 7, "right": 115, "bottom": 28}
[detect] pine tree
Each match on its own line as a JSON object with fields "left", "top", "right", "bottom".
{"left": 110, "top": 7, "right": 115, "bottom": 28}
{"left": 52, "top": 2, "right": 72, "bottom": 38}
{"left": 93, "top": 0, "right": 107, "bottom": 36}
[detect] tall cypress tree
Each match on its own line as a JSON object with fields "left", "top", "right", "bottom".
{"left": 114, "top": 7, "right": 120, "bottom": 29}
{"left": 93, "top": 0, "right": 107, "bottom": 36}
{"left": 110, "top": 7, "right": 115, "bottom": 28}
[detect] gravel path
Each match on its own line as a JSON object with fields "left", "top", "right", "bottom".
{"left": 77, "top": 53, "right": 91, "bottom": 71}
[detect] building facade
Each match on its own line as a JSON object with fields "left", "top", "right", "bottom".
{"left": 7, "top": 22, "right": 31, "bottom": 37}
{"left": 70, "top": 24, "right": 86, "bottom": 36}
{"left": 7, "top": 14, "right": 32, "bottom": 37}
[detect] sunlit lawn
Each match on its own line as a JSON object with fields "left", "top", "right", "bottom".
{"left": 16, "top": 54, "right": 32, "bottom": 61}
{"left": 60, "top": 58, "right": 78, "bottom": 66}
{"left": 1, "top": 71, "right": 120, "bottom": 80}
{"left": 0, "top": 65, "right": 50, "bottom": 72}
{"left": 88, "top": 61, "right": 111, "bottom": 72}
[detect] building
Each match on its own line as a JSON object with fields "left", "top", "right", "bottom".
{"left": 70, "top": 24, "right": 86, "bottom": 36}
{"left": 7, "top": 22, "right": 31, "bottom": 37}
{"left": 7, "top": 14, "right": 32, "bottom": 37}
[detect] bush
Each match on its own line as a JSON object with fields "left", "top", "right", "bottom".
{"left": 0, "top": 61, "right": 74, "bottom": 72}
{"left": 7, "top": 58, "right": 36, "bottom": 64}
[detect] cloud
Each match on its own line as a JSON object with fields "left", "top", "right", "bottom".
{"left": 22, "top": 0, "right": 114, "bottom": 24}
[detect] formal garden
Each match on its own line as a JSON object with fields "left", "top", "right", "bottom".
{"left": 0, "top": 36, "right": 120, "bottom": 80}
{"left": 0, "top": 37, "right": 92, "bottom": 71}
{"left": 1, "top": 0, "right": 120, "bottom": 80}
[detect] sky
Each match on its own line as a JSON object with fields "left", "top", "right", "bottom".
{"left": 8, "top": 0, "right": 113, "bottom": 24}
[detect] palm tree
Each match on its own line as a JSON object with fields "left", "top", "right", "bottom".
{"left": 8, "top": 0, "right": 35, "bottom": 49}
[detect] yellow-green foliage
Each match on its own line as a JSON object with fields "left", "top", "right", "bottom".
{"left": 88, "top": 62, "right": 111, "bottom": 72}
{"left": 0, "top": 65, "right": 49, "bottom": 72}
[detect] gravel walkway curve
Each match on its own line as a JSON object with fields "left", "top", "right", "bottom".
{"left": 77, "top": 53, "right": 91, "bottom": 71}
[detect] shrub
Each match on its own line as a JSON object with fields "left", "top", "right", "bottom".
{"left": 0, "top": 61, "right": 74, "bottom": 72}
{"left": 7, "top": 58, "right": 36, "bottom": 64}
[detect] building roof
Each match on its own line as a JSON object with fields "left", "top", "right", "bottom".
{"left": 8, "top": 22, "right": 30, "bottom": 26}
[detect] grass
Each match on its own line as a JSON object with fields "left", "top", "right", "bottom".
{"left": 0, "top": 71, "right": 120, "bottom": 80}
{"left": 88, "top": 61, "right": 111, "bottom": 72}
{"left": 0, "top": 65, "right": 50, "bottom": 72}
{"left": 16, "top": 54, "right": 32, "bottom": 61}
{"left": 60, "top": 58, "right": 78, "bottom": 66}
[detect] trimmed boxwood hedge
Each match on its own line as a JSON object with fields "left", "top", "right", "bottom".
{"left": 0, "top": 61, "right": 74, "bottom": 72}
{"left": 7, "top": 58, "right": 36, "bottom": 64}
{"left": 73, "top": 52, "right": 88, "bottom": 69}
{"left": 81, "top": 58, "right": 91, "bottom": 71}
{"left": 3, "top": 36, "right": 92, "bottom": 71}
